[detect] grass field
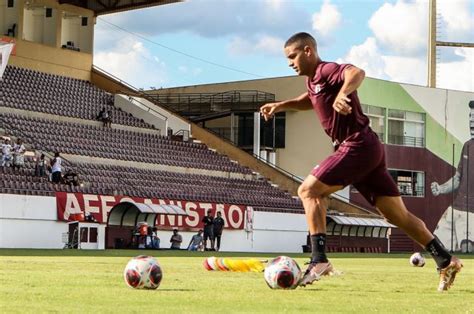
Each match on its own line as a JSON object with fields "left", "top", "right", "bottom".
{"left": 0, "top": 250, "right": 472, "bottom": 313}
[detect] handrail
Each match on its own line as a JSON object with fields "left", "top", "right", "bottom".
{"left": 92, "top": 65, "right": 140, "bottom": 94}
{"left": 126, "top": 95, "right": 168, "bottom": 127}
{"left": 93, "top": 65, "right": 184, "bottom": 118}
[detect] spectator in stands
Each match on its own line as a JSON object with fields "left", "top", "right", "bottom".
{"left": 46, "top": 156, "right": 53, "bottom": 181}
{"left": 12, "top": 138, "right": 26, "bottom": 170}
{"left": 51, "top": 152, "right": 62, "bottom": 184}
{"left": 34, "top": 152, "right": 46, "bottom": 177}
{"left": 1, "top": 138, "right": 12, "bottom": 168}
{"left": 97, "top": 108, "right": 109, "bottom": 127}
{"left": 170, "top": 229, "right": 182, "bottom": 249}
{"left": 202, "top": 210, "right": 214, "bottom": 251}
{"left": 106, "top": 110, "right": 112, "bottom": 127}
{"left": 63, "top": 169, "right": 79, "bottom": 186}
{"left": 187, "top": 229, "right": 204, "bottom": 251}
{"left": 213, "top": 212, "right": 225, "bottom": 251}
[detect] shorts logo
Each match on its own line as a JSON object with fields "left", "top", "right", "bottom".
{"left": 315, "top": 84, "right": 321, "bottom": 94}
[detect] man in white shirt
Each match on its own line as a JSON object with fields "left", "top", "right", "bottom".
{"left": 51, "top": 152, "right": 62, "bottom": 183}
{"left": 12, "top": 138, "right": 26, "bottom": 170}
{"left": 1, "top": 138, "right": 12, "bottom": 167}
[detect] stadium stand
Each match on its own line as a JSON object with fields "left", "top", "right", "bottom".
{"left": 0, "top": 66, "right": 151, "bottom": 128}
{"left": 0, "top": 65, "right": 302, "bottom": 211}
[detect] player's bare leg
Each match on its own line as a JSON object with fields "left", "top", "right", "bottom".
{"left": 298, "top": 175, "right": 342, "bottom": 286}
{"left": 375, "top": 196, "right": 463, "bottom": 291}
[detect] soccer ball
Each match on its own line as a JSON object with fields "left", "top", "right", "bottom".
{"left": 124, "top": 255, "right": 163, "bottom": 289}
{"left": 264, "top": 256, "right": 301, "bottom": 289}
{"left": 409, "top": 252, "right": 426, "bottom": 267}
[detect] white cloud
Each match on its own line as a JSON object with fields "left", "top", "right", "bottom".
{"left": 311, "top": 0, "right": 342, "bottom": 36}
{"left": 353, "top": 0, "right": 473, "bottom": 91}
{"left": 339, "top": 38, "right": 472, "bottom": 91}
{"left": 369, "top": 0, "right": 427, "bottom": 56}
{"left": 437, "top": 0, "right": 474, "bottom": 42}
{"left": 227, "top": 35, "right": 284, "bottom": 57}
{"left": 437, "top": 48, "right": 474, "bottom": 92}
{"left": 336, "top": 37, "right": 386, "bottom": 79}
{"left": 382, "top": 55, "right": 426, "bottom": 86}
{"left": 94, "top": 37, "right": 168, "bottom": 89}
{"left": 103, "top": 0, "right": 311, "bottom": 39}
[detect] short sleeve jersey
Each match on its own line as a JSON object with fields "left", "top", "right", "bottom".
{"left": 453, "top": 139, "right": 474, "bottom": 211}
{"left": 306, "top": 62, "right": 369, "bottom": 143}
{"left": 1, "top": 144, "right": 12, "bottom": 156}
{"left": 52, "top": 157, "right": 62, "bottom": 173}
{"left": 202, "top": 216, "right": 214, "bottom": 230}
{"left": 213, "top": 217, "right": 225, "bottom": 233}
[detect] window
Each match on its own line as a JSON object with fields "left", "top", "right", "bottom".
{"left": 261, "top": 112, "right": 285, "bottom": 149}
{"left": 388, "top": 109, "right": 425, "bottom": 147}
{"left": 389, "top": 169, "right": 425, "bottom": 197}
{"left": 8, "top": 0, "right": 14, "bottom": 8}
{"left": 362, "top": 104, "right": 385, "bottom": 142}
{"left": 89, "top": 227, "right": 98, "bottom": 243}
{"left": 80, "top": 227, "right": 88, "bottom": 242}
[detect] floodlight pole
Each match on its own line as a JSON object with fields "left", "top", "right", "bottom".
{"left": 427, "top": 0, "right": 474, "bottom": 88}
{"left": 427, "top": 0, "right": 437, "bottom": 88}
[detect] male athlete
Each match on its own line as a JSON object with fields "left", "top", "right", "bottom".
{"left": 260, "top": 32, "right": 462, "bottom": 291}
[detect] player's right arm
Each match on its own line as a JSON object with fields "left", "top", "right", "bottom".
{"left": 259, "top": 92, "right": 312, "bottom": 121}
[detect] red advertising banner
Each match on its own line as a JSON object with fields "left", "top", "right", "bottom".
{"left": 56, "top": 192, "right": 246, "bottom": 230}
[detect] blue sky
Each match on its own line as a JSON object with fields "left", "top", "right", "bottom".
{"left": 94, "top": 0, "right": 474, "bottom": 92}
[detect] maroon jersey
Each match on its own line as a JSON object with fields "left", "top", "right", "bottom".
{"left": 453, "top": 139, "right": 474, "bottom": 211}
{"left": 306, "top": 61, "right": 369, "bottom": 144}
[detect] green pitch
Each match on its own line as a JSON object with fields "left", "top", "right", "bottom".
{"left": 0, "top": 250, "right": 472, "bottom": 313}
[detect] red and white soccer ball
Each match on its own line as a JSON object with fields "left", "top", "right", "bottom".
{"left": 409, "top": 252, "right": 426, "bottom": 267}
{"left": 264, "top": 256, "right": 302, "bottom": 289}
{"left": 124, "top": 255, "right": 163, "bottom": 289}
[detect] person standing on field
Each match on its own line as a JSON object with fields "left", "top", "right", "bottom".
{"left": 259, "top": 32, "right": 462, "bottom": 291}
{"left": 202, "top": 210, "right": 214, "bottom": 251}
{"left": 213, "top": 212, "right": 225, "bottom": 251}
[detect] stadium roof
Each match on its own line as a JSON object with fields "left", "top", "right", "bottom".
{"left": 58, "top": 0, "right": 181, "bottom": 16}
{"left": 108, "top": 201, "right": 187, "bottom": 227}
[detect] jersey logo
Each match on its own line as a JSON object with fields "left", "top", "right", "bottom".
{"left": 315, "top": 84, "right": 322, "bottom": 94}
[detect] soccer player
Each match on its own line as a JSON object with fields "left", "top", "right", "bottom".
{"left": 259, "top": 32, "right": 463, "bottom": 291}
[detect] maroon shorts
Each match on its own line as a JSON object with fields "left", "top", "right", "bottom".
{"left": 311, "top": 129, "right": 400, "bottom": 205}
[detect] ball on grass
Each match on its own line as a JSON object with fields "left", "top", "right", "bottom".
{"left": 409, "top": 252, "right": 426, "bottom": 267}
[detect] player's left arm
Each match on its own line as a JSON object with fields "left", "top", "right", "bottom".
{"left": 333, "top": 66, "right": 365, "bottom": 115}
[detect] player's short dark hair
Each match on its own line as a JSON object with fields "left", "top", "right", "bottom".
{"left": 469, "top": 100, "right": 474, "bottom": 108}
{"left": 284, "top": 32, "right": 317, "bottom": 49}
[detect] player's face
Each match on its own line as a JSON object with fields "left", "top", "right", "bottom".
{"left": 285, "top": 43, "right": 312, "bottom": 76}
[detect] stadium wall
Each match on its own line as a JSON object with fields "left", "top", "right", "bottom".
{"left": 5, "top": 0, "right": 93, "bottom": 80}
{"left": 0, "top": 193, "right": 308, "bottom": 252}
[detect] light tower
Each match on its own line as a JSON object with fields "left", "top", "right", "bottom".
{"left": 427, "top": 0, "right": 474, "bottom": 88}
